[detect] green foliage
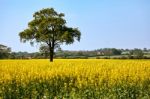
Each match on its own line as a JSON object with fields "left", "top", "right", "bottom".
{"left": 129, "top": 49, "right": 144, "bottom": 59}
{"left": 0, "top": 44, "right": 11, "bottom": 59}
{"left": 39, "top": 45, "right": 49, "bottom": 58}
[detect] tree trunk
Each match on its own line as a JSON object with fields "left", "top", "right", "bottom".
{"left": 48, "top": 34, "right": 55, "bottom": 62}
{"left": 48, "top": 44, "right": 54, "bottom": 62}
{"left": 49, "top": 48, "right": 54, "bottom": 62}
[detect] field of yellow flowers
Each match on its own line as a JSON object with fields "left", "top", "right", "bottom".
{"left": 0, "top": 59, "right": 150, "bottom": 99}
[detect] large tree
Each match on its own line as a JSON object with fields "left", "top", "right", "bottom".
{"left": 19, "top": 8, "right": 81, "bottom": 62}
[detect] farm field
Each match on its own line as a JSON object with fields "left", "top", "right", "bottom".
{"left": 0, "top": 59, "right": 150, "bottom": 99}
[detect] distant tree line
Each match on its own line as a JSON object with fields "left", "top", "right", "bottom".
{"left": 0, "top": 44, "right": 150, "bottom": 59}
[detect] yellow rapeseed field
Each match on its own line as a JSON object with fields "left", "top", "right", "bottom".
{"left": 0, "top": 59, "right": 150, "bottom": 99}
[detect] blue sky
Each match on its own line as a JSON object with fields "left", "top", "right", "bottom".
{"left": 0, "top": 0, "right": 150, "bottom": 52}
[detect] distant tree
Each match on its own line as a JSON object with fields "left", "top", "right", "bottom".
{"left": 143, "top": 48, "right": 147, "bottom": 52}
{"left": 56, "top": 47, "right": 62, "bottom": 53}
{"left": 19, "top": 8, "right": 81, "bottom": 62}
{"left": 0, "top": 44, "right": 11, "bottom": 59}
{"left": 77, "top": 51, "right": 84, "bottom": 56}
{"left": 111, "top": 48, "right": 122, "bottom": 55}
{"left": 129, "top": 49, "right": 144, "bottom": 59}
{"left": 9, "top": 52, "right": 17, "bottom": 59}
{"left": 55, "top": 47, "right": 63, "bottom": 58}
{"left": 39, "top": 45, "right": 49, "bottom": 58}
{"left": 103, "top": 48, "right": 112, "bottom": 57}
{"left": 32, "top": 52, "right": 42, "bottom": 59}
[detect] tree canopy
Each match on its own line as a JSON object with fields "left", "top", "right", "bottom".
{"left": 19, "top": 8, "right": 81, "bottom": 62}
